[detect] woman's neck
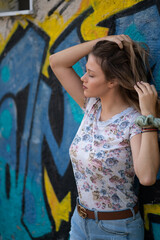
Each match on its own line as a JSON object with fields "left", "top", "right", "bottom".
{"left": 99, "top": 89, "right": 130, "bottom": 121}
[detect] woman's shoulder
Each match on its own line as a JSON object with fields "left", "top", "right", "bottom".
{"left": 83, "top": 97, "right": 100, "bottom": 113}
{"left": 130, "top": 107, "right": 141, "bottom": 119}
{"left": 121, "top": 107, "right": 141, "bottom": 127}
{"left": 126, "top": 107, "right": 141, "bottom": 119}
{"left": 124, "top": 107, "right": 142, "bottom": 133}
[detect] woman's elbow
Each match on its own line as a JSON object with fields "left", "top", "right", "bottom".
{"left": 139, "top": 174, "right": 157, "bottom": 186}
{"left": 49, "top": 55, "right": 62, "bottom": 73}
{"left": 49, "top": 55, "right": 55, "bottom": 69}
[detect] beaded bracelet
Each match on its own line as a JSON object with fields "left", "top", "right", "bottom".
{"left": 135, "top": 115, "right": 160, "bottom": 130}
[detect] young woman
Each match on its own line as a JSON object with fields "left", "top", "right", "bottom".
{"left": 49, "top": 35, "right": 160, "bottom": 240}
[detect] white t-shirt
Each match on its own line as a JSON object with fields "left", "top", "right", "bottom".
{"left": 69, "top": 98, "right": 141, "bottom": 211}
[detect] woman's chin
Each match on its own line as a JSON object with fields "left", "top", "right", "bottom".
{"left": 84, "top": 93, "right": 97, "bottom": 98}
{"left": 84, "top": 93, "right": 91, "bottom": 98}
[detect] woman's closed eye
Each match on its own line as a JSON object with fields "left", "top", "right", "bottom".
{"left": 89, "top": 74, "right": 94, "bottom": 78}
{"left": 87, "top": 70, "right": 95, "bottom": 78}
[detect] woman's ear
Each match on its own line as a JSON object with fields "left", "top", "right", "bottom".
{"left": 108, "top": 78, "right": 119, "bottom": 88}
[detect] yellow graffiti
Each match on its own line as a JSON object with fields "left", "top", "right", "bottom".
{"left": 80, "top": 0, "right": 144, "bottom": 41}
{"left": 44, "top": 168, "right": 71, "bottom": 232}
{"left": 143, "top": 204, "right": 160, "bottom": 231}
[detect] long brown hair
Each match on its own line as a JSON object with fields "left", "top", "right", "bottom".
{"left": 91, "top": 40, "right": 160, "bottom": 117}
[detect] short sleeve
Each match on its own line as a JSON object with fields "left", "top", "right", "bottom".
{"left": 129, "top": 112, "right": 142, "bottom": 139}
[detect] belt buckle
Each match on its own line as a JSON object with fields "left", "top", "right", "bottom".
{"left": 77, "top": 204, "right": 87, "bottom": 219}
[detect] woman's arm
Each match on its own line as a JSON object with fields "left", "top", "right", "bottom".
{"left": 49, "top": 35, "right": 127, "bottom": 108}
{"left": 131, "top": 82, "right": 160, "bottom": 186}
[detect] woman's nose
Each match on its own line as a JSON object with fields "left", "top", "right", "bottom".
{"left": 81, "top": 72, "right": 87, "bottom": 82}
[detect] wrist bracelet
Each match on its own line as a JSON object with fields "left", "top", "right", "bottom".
{"left": 142, "top": 128, "right": 158, "bottom": 131}
{"left": 141, "top": 130, "right": 158, "bottom": 133}
{"left": 135, "top": 115, "right": 160, "bottom": 129}
{"left": 141, "top": 127, "right": 158, "bottom": 134}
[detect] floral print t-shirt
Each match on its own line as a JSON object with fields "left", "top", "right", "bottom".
{"left": 69, "top": 98, "right": 141, "bottom": 211}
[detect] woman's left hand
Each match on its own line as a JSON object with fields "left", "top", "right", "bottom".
{"left": 134, "top": 81, "right": 158, "bottom": 116}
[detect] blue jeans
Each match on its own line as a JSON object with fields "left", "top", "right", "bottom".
{"left": 69, "top": 203, "right": 144, "bottom": 240}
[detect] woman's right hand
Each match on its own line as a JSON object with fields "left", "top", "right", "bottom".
{"left": 104, "top": 34, "right": 132, "bottom": 49}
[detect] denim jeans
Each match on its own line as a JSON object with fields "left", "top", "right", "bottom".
{"left": 69, "top": 202, "right": 144, "bottom": 240}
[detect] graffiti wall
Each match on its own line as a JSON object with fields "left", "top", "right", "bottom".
{"left": 0, "top": 0, "right": 160, "bottom": 239}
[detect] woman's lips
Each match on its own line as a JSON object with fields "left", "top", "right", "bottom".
{"left": 83, "top": 85, "right": 88, "bottom": 89}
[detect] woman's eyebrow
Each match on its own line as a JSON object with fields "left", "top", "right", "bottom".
{"left": 86, "top": 65, "right": 95, "bottom": 73}
{"left": 88, "top": 69, "right": 95, "bottom": 73}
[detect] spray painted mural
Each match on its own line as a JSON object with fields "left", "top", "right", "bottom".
{"left": 0, "top": 0, "right": 160, "bottom": 239}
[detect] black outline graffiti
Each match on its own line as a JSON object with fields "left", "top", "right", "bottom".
{"left": 48, "top": 0, "right": 76, "bottom": 17}
{"left": 48, "top": 0, "right": 65, "bottom": 17}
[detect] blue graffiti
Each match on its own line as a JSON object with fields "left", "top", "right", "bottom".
{"left": 152, "top": 222, "right": 160, "bottom": 240}
{"left": 0, "top": 98, "right": 16, "bottom": 168}
{"left": 0, "top": 26, "right": 51, "bottom": 239}
{"left": 1, "top": 65, "right": 10, "bottom": 83}
{"left": 0, "top": 109, "right": 12, "bottom": 139}
{"left": 115, "top": 4, "right": 160, "bottom": 91}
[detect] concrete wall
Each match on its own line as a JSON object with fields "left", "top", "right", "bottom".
{"left": 0, "top": 0, "right": 160, "bottom": 239}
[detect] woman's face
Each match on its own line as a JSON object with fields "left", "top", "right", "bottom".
{"left": 81, "top": 54, "right": 111, "bottom": 98}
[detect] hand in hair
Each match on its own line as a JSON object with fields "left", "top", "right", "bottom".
{"left": 134, "top": 82, "right": 158, "bottom": 117}
{"left": 102, "top": 34, "right": 132, "bottom": 49}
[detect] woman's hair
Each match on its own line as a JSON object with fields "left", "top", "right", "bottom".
{"left": 91, "top": 40, "right": 160, "bottom": 117}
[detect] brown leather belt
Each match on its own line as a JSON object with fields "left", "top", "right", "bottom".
{"left": 77, "top": 203, "right": 138, "bottom": 220}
